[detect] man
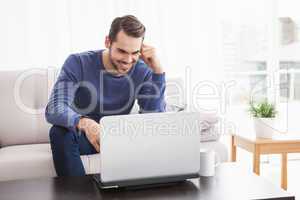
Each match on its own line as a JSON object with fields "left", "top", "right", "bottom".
{"left": 45, "top": 15, "right": 166, "bottom": 176}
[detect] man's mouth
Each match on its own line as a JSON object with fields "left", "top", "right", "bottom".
{"left": 118, "top": 61, "right": 131, "bottom": 70}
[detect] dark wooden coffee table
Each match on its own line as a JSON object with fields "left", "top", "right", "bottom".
{"left": 0, "top": 163, "right": 294, "bottom": 200}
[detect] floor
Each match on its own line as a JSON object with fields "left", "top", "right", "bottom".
{"left": 235, "top": 148, "right": 300, "bottom": 199}
{"left": 223, "top": 104, "right": 300, "bottom": 199}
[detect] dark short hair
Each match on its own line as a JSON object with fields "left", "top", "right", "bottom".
{"left": 108, "top": 15, "right": 146, "bottom": 42}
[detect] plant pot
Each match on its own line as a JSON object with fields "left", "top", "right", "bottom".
{"left": 253, "top": 117, "right": 276, "bottom": 139}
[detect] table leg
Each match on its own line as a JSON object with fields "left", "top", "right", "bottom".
{"left": 281, "top": 153, "right": 287, "bottom": 190}
{"left": 231, "top": 135, "right": 236, "bottom": 162}
{"left": 253, "top": 146, "right": 260, "bottom": 175}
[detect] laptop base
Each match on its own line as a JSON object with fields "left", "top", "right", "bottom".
{"left": 93, "top": 173, "right": 199, "bottom": 190}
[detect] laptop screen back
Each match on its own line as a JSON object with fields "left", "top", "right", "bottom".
{"left": 99, "top": 112, "right": 201, "bottom": 184}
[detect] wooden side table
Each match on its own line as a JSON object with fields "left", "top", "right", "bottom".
{"left": 231, "top": 134, "right": 300, "bottom": 190}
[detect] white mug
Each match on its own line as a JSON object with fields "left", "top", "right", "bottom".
{"left": 199, "top": 149, "right": 220, "bottom": 177}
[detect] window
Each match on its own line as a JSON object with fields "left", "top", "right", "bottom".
{"left": 221, "top": 0, "right": 300, "bottom": 106}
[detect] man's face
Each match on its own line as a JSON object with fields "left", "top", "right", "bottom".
{"left": 106, "top": 30, "right": 143, "bottom": 75}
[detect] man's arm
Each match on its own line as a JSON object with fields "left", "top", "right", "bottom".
{"left": 45, "top": 54, "right": 101, "bottom": 152}
{"left": 45, "top": 54, "right": 83, "bottom": 133}
{"left": 137, "top": 70, "right": 166, "bottom": 113}
{"left": 137, "top": 44, "right": 166, "bottom": 113}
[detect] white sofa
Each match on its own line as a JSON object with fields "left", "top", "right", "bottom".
{"left": 0, "top": 68, "right": 228, "bottom": 181}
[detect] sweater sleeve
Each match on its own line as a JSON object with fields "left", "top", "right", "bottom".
{"left": 45, "top": 54, "right": 83, "bottom": 133}
{"left": 137, "top": 70, "right": 166, "bottom": 113}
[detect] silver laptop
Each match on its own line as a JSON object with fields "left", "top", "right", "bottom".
{"left": 94, "top": 112, "right": 201, "bottom": 189}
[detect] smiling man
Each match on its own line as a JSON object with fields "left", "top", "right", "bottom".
{"left": 45, "top": 15, "right": 166, "bottom": 176}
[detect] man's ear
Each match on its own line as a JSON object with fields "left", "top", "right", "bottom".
{"left": 105, "top": 36, "right": 111, "bottom": 48}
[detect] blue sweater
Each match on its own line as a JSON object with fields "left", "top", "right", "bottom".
{"left": 45, "top": 50, "right": 166, "bottom": 133}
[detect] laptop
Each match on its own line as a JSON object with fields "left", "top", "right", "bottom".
{"left": 94, "top": 112, "right": 201, "bottom": 189}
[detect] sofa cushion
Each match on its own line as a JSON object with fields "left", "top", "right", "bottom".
{"left": 0, "top": 69, "right": 55, "bottom": 146}
{"left": 0, "top": 143, "right": 100, "bottom": 181}
{"left": 0, "top": 144, "right": 56, "bottom": 181}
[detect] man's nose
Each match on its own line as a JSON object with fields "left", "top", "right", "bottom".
{"left": 124, "top": 54, "right": 133, "bottom": 63}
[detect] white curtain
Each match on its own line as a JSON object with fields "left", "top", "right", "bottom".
{"left": 0, "top": 0, "right": 224, "bottom": 82}
{"left": 0, "top": 0, "right": 70, "bottom": 68}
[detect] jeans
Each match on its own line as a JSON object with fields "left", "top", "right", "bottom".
{"left": 49, "top": 125, "right": 97, "bottom": 176}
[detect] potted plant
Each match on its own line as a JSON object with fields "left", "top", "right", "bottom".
{"left": 249, "top": 100, "right": 277, "bottom": 138}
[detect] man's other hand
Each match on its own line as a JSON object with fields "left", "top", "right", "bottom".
{"left": 77, "top": 117, "right": 100, "bottom": 152}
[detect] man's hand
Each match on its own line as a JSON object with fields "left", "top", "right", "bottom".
{"left": 77, "top": 117, "right": 100, "bottom": 152}
{"left": 140, "top": 44, "right": 164, "bottom": 74}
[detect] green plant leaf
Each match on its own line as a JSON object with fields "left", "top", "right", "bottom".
{"left": 248, "top": 100, "right": 277, "bottom": 118}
